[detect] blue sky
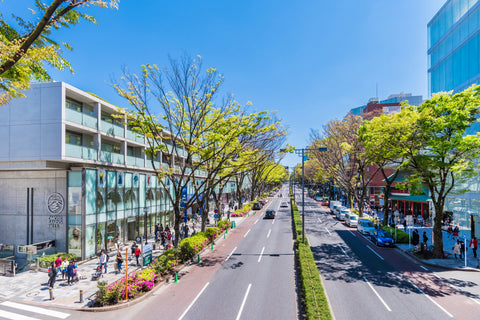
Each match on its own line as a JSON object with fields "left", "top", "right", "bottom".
{"left": 3, "top": 1, "right": 446, "bottom": 169}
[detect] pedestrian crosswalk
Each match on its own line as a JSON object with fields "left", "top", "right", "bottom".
{"left": 0, "top": 301, "right": 70, "bottom": 320}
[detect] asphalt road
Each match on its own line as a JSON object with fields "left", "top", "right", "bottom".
{"left": 294, "top": 187, "right": 480, "bottom": 320}
{"left": 68, "top": 184, "right": 298, "bottom": 320}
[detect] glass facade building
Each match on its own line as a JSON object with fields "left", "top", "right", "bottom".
{"left": 428, "top": 0, "right": 480, "bottom": 239}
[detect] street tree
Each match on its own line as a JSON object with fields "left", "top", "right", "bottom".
{"left": 0, "top": 0, "right": 118, "bottom": 106}
{"left": 401, "top": 85, "right": 480, "bottom": 258}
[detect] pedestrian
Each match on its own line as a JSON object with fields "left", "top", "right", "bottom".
{"left": 470, "top": 237, "right": 478, "bottom": 258}
{"left": 131, "top": 242, "right": 137, "bottom": 261}
{"left": 460, "top": 240, "right": 465, "bottom": 259}
{"left": 135, "top": 245, "right": 141, "bottom": 266}
{"left": 116, "top": 251, "right": 123, "bottom": 274}
{"left": 412, "top": 229, "right": 419, "bottom": 246}
{"left": 161, "top": 231, "right": 166, "bottom": 248}
{"left": 54, "top": 254, "right": 62, "bottom": 277}
{"left": 47, "top": 262, "right": 56, "bottom": 288}
{"left": 423, "top": 232, "right": 428, "bottom": 244}
{"left": 99, "top": 249, "right": 108, "bottom": 273}
{"left": 61, "top": 258, "right": 68, "bottom": 280}
{"left": 403, "top": 219, "right": 407, "bottom": 232}
{"left": 454, "top": 240, "right": 461, "bottom": 259}
{"left": 66, "top": 261, "right": 75, "bottom": 285}
{"left": 453, "top": 226, "right": 459, "bottom": 239}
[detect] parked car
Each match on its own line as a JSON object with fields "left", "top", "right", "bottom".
{"left": 259, "top": 198, "right": 267, "bottom": 206}
{"left": 370, "top": 229, "right": 394, "bottom": 247}
{"left": 344, "top": 212, "right": 358, "bottom": 227}
{"left": 280, "top": 201, "right": 289, "bottom": 208}
{"left": 335, "top": 207, "right": 348, "bottom": 221}
{"left": 265, "top": 210, "right": 276, "bottom": 219}
{"left": 357, "top": 219, "right": 375, "bottom": 235}
{"left": 252, "top": 202, "right": 262, "bottom": 210}
{"left": 321, "top": 201, "right": 329, "bottom": 206}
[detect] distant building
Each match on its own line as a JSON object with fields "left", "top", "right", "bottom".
{"left": 347, "top": 93, "right": 423, "bottom": 119}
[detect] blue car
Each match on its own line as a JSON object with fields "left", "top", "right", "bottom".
{"left": 370, "top": 229, "right": 394, "bottom": 247}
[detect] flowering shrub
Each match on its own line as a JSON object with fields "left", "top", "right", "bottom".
{"left": 206, "top": 227, "right": 220, "bottom": 242}
{"left": 179, "top": 232, "right": 209, "bottom": 260}
{"left": 217, "top": 219, "right": 231, "bottom": 231}
{"left": 93, "top": 268, "right": 158, "bottom": 306}
{"left": 152, "top": 248, "right": 181, "bottom": 277}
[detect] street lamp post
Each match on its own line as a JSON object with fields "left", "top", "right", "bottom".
{"left": 143, "top": 207, "right": 149, "bottom": 244}
{"left": 295, "top": 147, "right": 327, "bottom": 243}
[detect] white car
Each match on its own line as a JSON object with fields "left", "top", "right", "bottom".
{"left": 345, "top": 212, "right": 358, "bottom": 227}
{"left": 280, "top": 201, "right": 289, "bottom": 208}
{"left": 357, "top": 219, "right": 375, "bottom": 235}
{"left": 336, "top": 207, "right": 348, "bottom": 221}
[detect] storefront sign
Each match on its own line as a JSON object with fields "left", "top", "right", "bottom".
{"left": 143, "top": 243, "right": 153, "bottom": 266}
{"left": 47, "top": 193, "right": 65, "bottom": 214}
{"left": 48, "top": 216, "right": 63, "bottom": 229}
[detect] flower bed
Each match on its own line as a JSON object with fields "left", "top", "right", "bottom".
{"left": 92, "top": 225, "right": 227, "bottom": 307}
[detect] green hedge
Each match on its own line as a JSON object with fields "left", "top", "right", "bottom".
{"left": 290, "top": 190, "right": 332, "bottom": 320}
{"left": 179, "top": 232, "right": 209, "bottom": 260}
{"left": 217, "top": 219, "right": 232, "bottom": 232}
{"left": 38, "top": 252, "right": 77, "bottom": 268}
{"left": 380, "top": 226, "right": 410, "bottom": 244}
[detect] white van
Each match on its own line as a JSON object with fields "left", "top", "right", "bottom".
{"left": 345, "top": 212, "right": 358, "bottom": 227}
{"left": 336, "top": 207, "right": 348, "bottom": 221}
{"left": 330, "top": 201, "right": 341, "bottom": 211}
{"left": 357, "top": 219, "right": 375, "bottom": 235}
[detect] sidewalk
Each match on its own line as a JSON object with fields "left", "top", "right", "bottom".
{"left": 395, "top": 226, "right": 480, "bottom": 271}
{"left": 0, "top": 212, "right": 249, "bottom": 310}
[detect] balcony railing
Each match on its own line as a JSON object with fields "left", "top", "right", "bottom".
{"left": 127, "top": 130, "right": 145, "bottom": 143}
{"left": 100, "top": 151, "right": 124, "bottom": 164}
{"left": 65, "top": 108, "right": 97, "bottom": 129}
{"left": 127, "top": 155, "right": 145, "bottom": 167}
{"left": 65, "top": 144, "right": 97, "bottom": 161}
{"left": 101, "top": 120, "right": 125, "bottom": 137}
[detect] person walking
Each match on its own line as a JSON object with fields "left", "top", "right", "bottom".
{"left": 423, "top": 232, "right": 428, "bottom": 244}
{"left": 66, "top": 261, "right": 75, "bottom": 285}
{"left": 54, "top": 255, "right": 62, "bottom": 277}
{"left": 454, "top": 240, "right": 462, "bottom": 259}
{"left": 135, "top": 245, "right": 141, "bottom": 266}
{"left": 60, "top": 258, "right": 68, "bottom": 280}
{"left": 412, "top": 229, "right": 419, "bottom": 247}
{"left": 116, "top": 251, "right": 123, "bottom": 274}
{"left": 99, "top": 249, "right": 108, "bottom": 274}
{"left": 130, "top": 242, "right": 137, "bottom": 261}
{"left": 470, "top": 237, "right": 478, "bottom": 258}
{"left": 47, "top": 262, "right": 56, "bottom": 288}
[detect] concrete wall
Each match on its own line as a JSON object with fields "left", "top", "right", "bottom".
{"left": 0, "top": 170, "right": 68, "bottom": 253}
{"left": 0, "top": 82, "right": 63, "bottom": 161}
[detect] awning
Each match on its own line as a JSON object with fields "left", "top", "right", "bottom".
{"left": 389, "top": 194, "right": 430, "bottom": 203}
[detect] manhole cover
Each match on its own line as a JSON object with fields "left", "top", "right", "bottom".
{"left": 26, "top": 291, "right": 40, "bottom": 297}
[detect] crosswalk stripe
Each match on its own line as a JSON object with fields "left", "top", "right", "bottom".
{"left": 0, "top": 309, "right": 40, "bottom": 320}
{"left": 0, "top": 302, "right": 69, "bottom": 319}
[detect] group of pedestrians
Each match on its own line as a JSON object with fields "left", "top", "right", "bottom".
{"left": 154, "top": 225, "right": 175, "bottom": 249}
{"left": 47, "top": 255, "right": 79, "bottom": 289}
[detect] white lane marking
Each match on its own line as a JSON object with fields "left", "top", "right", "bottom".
{"left": 366, "top": 245, "right": 385, "bottom": 261}
{"left": 0, "top": 310, "right": 40, "bottom": 320}
{"left": 244, "top": 230, "right": 250, "bottom": 238}
{"left": 325, "top": 227, "right": 331, "bottom": 235}
{"left": 235, "top": 283, "right": 252, "bottom": 320}
{"left": 348, "top": 230, "right": 356, "bottom": 237}
{"left": 408, "top": 281, "right": 453, "bottom": 318}
{"left": 339, "top": 245, "right": 349, "bottom": 257}
{"left": 254, "top": 219, "right": 258, "bottom": 224}
{"left": 267, "top": 229, "right": 271, "bottom": 238}
{"left": 433, "top": 274, "right": 441, "bottom": 279}
{"left": 225, "top": 247, "right": 237, "bottom": 262}
{"left": 470, "top": 297, "right": 480, "bottom": 305}
{"left": 272, "top": 219, "right": 275, "bottom": 225}
{"left": 363, "top": 277, "right": 392, "bottom": 312}
{"left": 1, "top": 301, "right": 70, "bottom": 319}
{"left": 258, "top": 246, "right": 265, "bottom": 263}
{"left": 420, "top": 265, "right": 429, "bottom": 271}
{"left": 318, "top": 218, "right": 322, "bottom": 223}
{"left": 178, "top": 282, "right": 210, "bottom": 320}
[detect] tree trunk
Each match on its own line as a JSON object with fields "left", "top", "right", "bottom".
{"left": 173, "top": 205, "right": 181, "bottom": 247}
{"left": 432, "top": 202, "right": 445, "bottom": 258}
{"left": 201, "top": 201, "right": 210, "bottom": 232}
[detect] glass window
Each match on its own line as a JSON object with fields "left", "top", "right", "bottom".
{"left": 66, "top": 98, "right": 82, "bottom": 112}
{"left": 66, "top": 131, "right": 82, "bottom": 146}
{"left": 101, "top": 142, "right": 121, "bottom": 154}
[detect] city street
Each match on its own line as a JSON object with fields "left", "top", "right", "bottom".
{"left": 52, "top": 185, "right": 299, "bottom": 320}
{"left": 294, "top": 187, "right": 480, "bottom": 320}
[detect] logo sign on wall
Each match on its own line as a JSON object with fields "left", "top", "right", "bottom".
{"left": 47, "top": 193, "right": 65, "bottom": 214}
{"left": 98, "top": 169, "right": 106, "bottom": 187}
{"left": 147, "top": 175, "right": 152, "bottom": 187}
{"left": 117, "top": 171, "right": 124, "bottom": 187}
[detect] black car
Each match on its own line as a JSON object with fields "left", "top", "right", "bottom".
{"left": 265, "top": 209, "right": 276, "bottom": 219}
{"left": 252, "top": 202, "right": 262, "bottom": 210}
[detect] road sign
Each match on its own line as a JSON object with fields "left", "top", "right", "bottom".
{"left": 214, "top": 214, "right": 219, "bottom": 219}
{"left": 143, "top": 243, "right": 153, "bottom": 266}
{"left": 136, "top": 236, "right": 141, "bottom": 243}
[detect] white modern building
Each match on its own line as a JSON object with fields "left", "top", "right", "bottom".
{"left": 0, "top": 82, "right": 238, "bottom": 261}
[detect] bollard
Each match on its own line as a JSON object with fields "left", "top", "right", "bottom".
{"left": 224, "top": 233, "right": 226, "bottom": 239}
{"left": 80, "top": 290, "right": 84, "bottom": 303}
{"left": 49, "top": 288, "right": 54, "bottom": 300}
{"left": 197, "top": 254, "right": 201, "bottom": 263}
{"left": 226, "top": 228, "right": 228, "bottom": 234}
{"left": 211, "top": 242, "right": 214, "bottom": 250}
{"left": 174, "top": 272, "right": 178, "bottom": 283}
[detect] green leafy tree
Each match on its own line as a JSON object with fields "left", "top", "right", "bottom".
{"left": 0, "top": 0, "right": 118, "bottom": 106}
{"left": 401, "top": 85, "right": 480, "bottom": 258}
